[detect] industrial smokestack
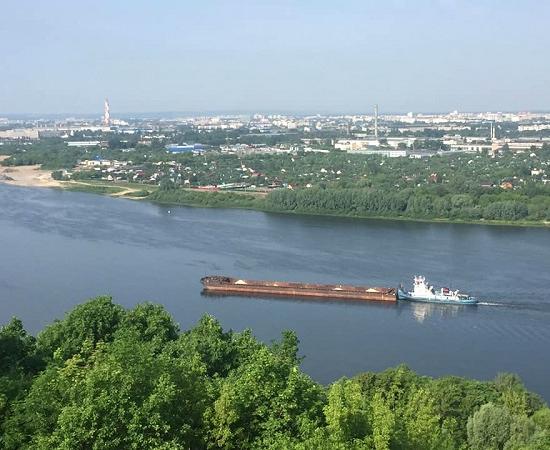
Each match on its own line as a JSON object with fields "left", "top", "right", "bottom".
{"left": 374, "top": 104, "right": 379, "bottom": 139}
{"left": 103, "top": 98, "right": 111, "bottom": 127}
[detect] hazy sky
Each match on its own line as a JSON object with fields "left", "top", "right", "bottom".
{"left": 1, "top": 0, "right": 549, "bottom": 115}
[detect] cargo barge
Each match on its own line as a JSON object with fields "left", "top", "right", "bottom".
{"left": 200, "top": 276, "right": 397, "bottom": 302}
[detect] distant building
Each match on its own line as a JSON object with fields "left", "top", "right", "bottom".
{"left": 334, "top": 137, "right": 415, "bottom": 152}
{"left": 506, "top": 141, "right": 544, "bottom": 151}
{"left": 38, "top": 129, "right": 62, "bottom": 138}
{"left": 480, "top": 181, "right": 495, "bottom": 188}
{"left": 429, "top": 173, "right": 440, "bottom": 183}
{"left": 518, "top": 124, "right": 550, "bottom": 132}
{"left": 450, "top": 139, "right": 544, "bottom": 154}
{"left": 349, "top": 148, "right": 407, "bottom": 157}
{"left": 449, "top": 143, "right": 492, "bottom": 153}
{"left": 408, "top": 150, "right": 433, "bottom": 159}
{"left": 303, "top": 147, "right": 330, "bottom": 153}
{"left": 0, "top": 128, "right": 39, "bottom": 140}
{"left": 500, "top": 181, "right": 514, "bottom": 190}
{"left": 334, "top": 139, "right": 379, "bottom": 151}
{"left": 81, "top": 159, "right": 113, "bottom": 168}
{"left": 165, "top": 143, "right": 204, "bottom": 153}
{"left": 67, "top": 141, "right": 102, "bottom": 147}
{"left": 385, "top": 137, "right": 417, "bottom": 148}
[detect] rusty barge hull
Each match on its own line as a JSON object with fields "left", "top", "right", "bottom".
{"left": 201, "top": 276, "right": 397, "bottom": 303}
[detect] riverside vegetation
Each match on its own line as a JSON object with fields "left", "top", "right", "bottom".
{"left": 2, "top": 140, "right": 550, "bottom": 224}
{"left": 1, "top": 297, "right": 549, "bottom": 449}
{"left": 149, "top": 146, "right": 550, "bottom": 224}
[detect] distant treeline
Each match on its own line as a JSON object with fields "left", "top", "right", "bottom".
{"left": 148, "top": 185, "right": 550, "bottom": 223}
{"left": 149, "top": 187, "right": 263, "bottom": 209}
{"left": 1, "top": 296, "right": 549, "bottom": 449}
{"left": 265, "top": 187, "right": 550, "bottom": 222}
{"left": 3, "top": 138, "right": 550, "bottom": 224}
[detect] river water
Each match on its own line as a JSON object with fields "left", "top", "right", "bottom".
{"left": 1, "top": 184, "right": 550, "bottom": 400}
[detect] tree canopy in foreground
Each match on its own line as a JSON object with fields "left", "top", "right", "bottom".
{"left": 1, "top": 296, "right": 549, "bottom": 449}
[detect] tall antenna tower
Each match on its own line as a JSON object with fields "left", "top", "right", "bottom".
{"left": 103, "top": 98, "right": 111, "bottom": 127}
{"left": 374, "top": 104, "right": 379, "bottom": 139}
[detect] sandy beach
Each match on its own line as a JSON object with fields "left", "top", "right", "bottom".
{"left": 0, "top": 156, "right": 62, "bottom": 188}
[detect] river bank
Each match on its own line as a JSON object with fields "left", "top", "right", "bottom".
{"left": 1, "top": 164, "right": 549, "bottom": 228}
{"left": 107, "top": 183, "right": 550, "bottom": 228}
{"left": 151, "top": 197, "right": 550, "bottom": 228}
{"left": 0, "top": 156, "right": 63, "bottom": 188}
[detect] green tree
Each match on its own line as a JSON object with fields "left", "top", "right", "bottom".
{"left": 401, "top": 387, "right": 444, "bottom": 450}
{"left": 2, "top": 364, "right": 72, "bottom": 449}
{"left": 0, "top": 318, "right": 43, "bottom": 445}
{"left": 494, "top": 373, "right": 543, "bottom": 416}
{"left": 324, "top": 379, "right": 370, "bottom": 443}
{"left": 370, "top": 392, "right": 394, "bottom": 450}
{"left": 429, "top": 376, "right": 498, "bottom": 444}
{"left": 55, "top": 337, "right": 207, "bottom": 449}
{"left": 175, "top": 315, "right": 240, "bottom": 378}
{"left": 6, "top": 333, "right": 209, "bottom": 449}
{"left": 1, "top": 297, "right": 548, "bottom": 450}
{"left": 115, "top": 302, "right": 179, "bottom": 351}
{"left": 0, "top": 318, "right": 40, "bottom": 376}
{"left": 467, "top": 402, "right": 513, "bottom": 450}
{"left": 205, "top": 344, "right": 324, "bottom": 449}
{"left": 531, "top": 408, "right": 550, "bottom": 432}
{"left": 37, "top": 296, "right": 124, "bottom": 361}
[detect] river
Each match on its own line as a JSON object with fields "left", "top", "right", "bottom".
{"left": 1, "top": 184, "right": 550, "bottom": 400}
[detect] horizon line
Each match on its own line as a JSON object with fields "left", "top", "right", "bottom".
{"left": 2, "top": 108, "right": 550, "bottom": 119}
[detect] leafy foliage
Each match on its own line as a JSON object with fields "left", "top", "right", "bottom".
{"left": 36, "top": 295, "right": 125, "bottom": 361}
{"left": 0, "top": 297, "right": 547, "bottom": 449}
{"left": 4, "top": 139, "right": 550, "bottom": 223}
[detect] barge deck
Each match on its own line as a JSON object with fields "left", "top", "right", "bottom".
{"left": 201, "top": 276, "right": 397, "bottom": 303}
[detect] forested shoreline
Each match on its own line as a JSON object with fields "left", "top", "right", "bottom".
{"left": 2, "top": 140, "right": 550, "bottom": 225}
{"left": 1, "top": 297, "right": 549, "bottom": 449}
{"left": 128, "top": 145, "right": 550, "bottom": 225}
{"left": 264, "top": 186, "right": 548, "bottom": 223}
{"left": 145, "top": 186, "right": 550, "bottom": 227}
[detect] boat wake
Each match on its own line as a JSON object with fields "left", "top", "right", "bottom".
{"left": 477, "top": 301, "right": 550, "bottom": 315}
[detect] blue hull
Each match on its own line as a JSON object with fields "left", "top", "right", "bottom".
{"left": 397, "top": 289, "right": 477, "bottom": 305}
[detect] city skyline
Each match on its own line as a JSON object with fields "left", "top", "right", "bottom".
{"left": 1, "top": 0, "right": 549, "bottom": 114}
{"left": 4, "top": 105, "right": 550, "bottom": 120}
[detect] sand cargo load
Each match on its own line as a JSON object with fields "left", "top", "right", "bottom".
{"left": 201, "top": 276, "right": 397, "bottom": 302}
